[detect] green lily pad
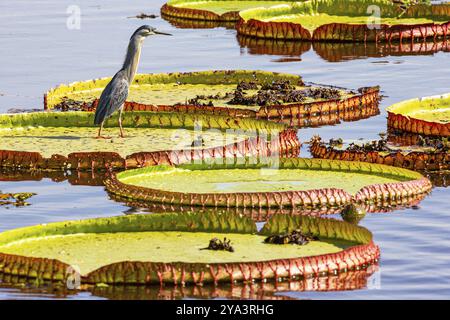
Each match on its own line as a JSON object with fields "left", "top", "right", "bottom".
{"left": 0, "top": 231, "right": 353, "bottom": 275}
{"left": 0, "top": 126, "right": 251, "bottom": 158}
{"left": 388, "top": 94, "right": 450, "bottom": 124}
{"left": 44, "top": 70, "right": 378, "bottom": 126}
{"left": 106, "top": 157, "right": 431, "bottom": 209}
{"left": 250, "top": 10, "right": 443, "bottom": 32}
{"left": 0, "top": 212, "right": 377, "bottom": 284}
{"left": 0, "top": 110, "right": 295, "bottom": 170}
{"left": 118, "top": 165, "right": 405, "bottom": 195}
{"left": 45, "top": 70, "right": 304, "bottom": 111}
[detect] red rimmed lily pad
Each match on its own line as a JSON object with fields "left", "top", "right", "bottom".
{"left": 104, "top": 157, "right": 431, "bottom": 210}
{"left": 44, "top": 70, "right": 380, "bottom": 127}
{"left": 236, "top": 0, "right": 450, "bottom": 42}
{"left": 387, "top": 93, "right": 450, "bottom": 137}
{"left": 0, "top": 110, "right": 299, "bottom": 171}
{"left": 310, "top": 135, "right": 450, "bottom": 172}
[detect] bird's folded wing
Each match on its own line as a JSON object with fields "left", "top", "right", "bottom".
{"left": 94, "top": 71, "right": 129, "bottom": 124}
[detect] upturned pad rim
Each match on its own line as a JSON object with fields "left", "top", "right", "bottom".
{"left": 310, "top": 136, "right": 450, "bottom": 172}
{"left": 0, "top": 212, "right": 378, "bottom": 285}
{"left": 387, "top": 93, "right": 450, "bottom": 137}
{"left": 105, "top": 157, "right": 431, "bottom": 209}
{"left": 0, "top": 111, "right": 300, "bottom": 171}
{"left": 43, "top": 69, "right": 380, "bottom": 124}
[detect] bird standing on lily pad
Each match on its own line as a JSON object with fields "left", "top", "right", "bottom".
{"left": 94, "top": 25, "right": 172, "bottom": 139}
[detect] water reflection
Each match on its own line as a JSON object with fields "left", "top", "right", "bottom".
{"left": 237, "top": 36, "right": 450, "bottom": 62}
{"left": 1, "top": 0, "right": 449, "bottom": 299}
{"left": 0, "top": 265, "right": 378, "bottom": 300}
{"left": 109, "top": 189, "right": 428, "bottom": 223}
{"left": 238, "top": 36, "right": 311, "bottom": 58}
{"left": 425, "top": 172, "right": 450, "bottom": 187}
{"left": 0, "top": 168, "right": 107, "bottom": 187}
{"left": 0, "top": 168, "right": 431, "bottom": 222}
{"left": 162, "top": 14, "right": 236, "bottom": 30}
{"left": 271, "top": 101, "right": 379, "bottom": 128}
{"left": 313, "top": 40, "right": 450, "bottom": 62}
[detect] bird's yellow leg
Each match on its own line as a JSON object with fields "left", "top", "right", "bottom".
{"left": 95, "top": 122, "right": 111, "bottom": 139}
{"left": 119, "top": 107, "right": 125, "bottom": 138}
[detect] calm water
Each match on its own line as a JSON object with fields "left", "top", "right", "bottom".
{"left": 1, "top": 0, "right": 450, "bottom": 299}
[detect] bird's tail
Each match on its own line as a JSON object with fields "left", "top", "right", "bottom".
{"left": 94, "top": 103, "right": 106, "bottom": 125}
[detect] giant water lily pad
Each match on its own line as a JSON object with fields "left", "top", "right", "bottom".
{"left": 0, "top": 111, "right": 299, "bottom": 170}
{"left": 105, "top": 157, "right": 431, "bottom": 209}
{"left": 0, "top": 213, "right": 378, "bottom": 284}
{"left": 387, "top": 93, "right": 450, "bottom": 137}
{"left": 161, "top": 0, "right": 292, "bottom": 22}
{"left": 44, "top": 70, "right": 380, "bottom": 125}
{"left": 237, "top": 0, "right": 450, "bottom": 42}
{"left": 310, "top": 136, "right": 450, "bottom": 172}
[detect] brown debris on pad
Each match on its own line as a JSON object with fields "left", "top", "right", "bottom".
{"left": 201, "top": 237, "right": 234, "bottom": 252}
{"left": 310, "top": 135, "right": 450, "bottom": 172}
{"left": 264, "top": 230, "right": 319, "bottom": 246}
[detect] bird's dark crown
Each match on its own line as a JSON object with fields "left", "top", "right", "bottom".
{"left": 130, "top": 25, "right": 155, "bottom": 39}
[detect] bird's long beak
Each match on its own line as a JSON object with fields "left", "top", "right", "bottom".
{"left": 154, "top": 30, "right": 172, "bottom": 36}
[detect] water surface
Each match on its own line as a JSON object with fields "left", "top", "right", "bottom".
{"left": 1, "top": 0, "right": 450, "bottom": 299}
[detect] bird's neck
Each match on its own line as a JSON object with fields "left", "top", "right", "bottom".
{"left": 122, "top": 37, "right": 143, "bottom": 84}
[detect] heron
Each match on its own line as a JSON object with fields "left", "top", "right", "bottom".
{"left": 94, "top": 25, "right": 172, "bottom": 139}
